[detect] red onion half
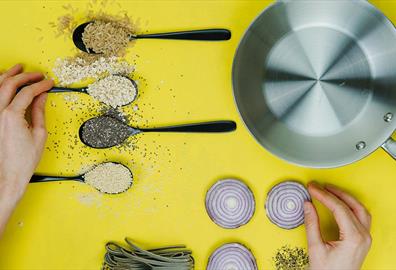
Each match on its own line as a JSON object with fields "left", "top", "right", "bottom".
{"left": 207, "top": 243, "right": 258, "bottom": 270}
{"left": 206, "top": 179, "right": 255, "bottom": 229}
{"left": 265, "top": 181, "right": 311, "bottom": 229}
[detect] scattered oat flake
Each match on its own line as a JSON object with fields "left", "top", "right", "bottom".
{"left": 52, "top": 56, "right": 134, "bottom": 86}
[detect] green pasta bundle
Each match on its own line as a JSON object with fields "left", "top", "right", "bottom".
{"left": 103, "top": 238, "right": 194, "bottom": 270}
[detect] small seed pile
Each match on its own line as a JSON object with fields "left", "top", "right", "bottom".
{"left": 273, "top": 246, "right": 309, "bottom": 270}
{"left": 83, "top": 162, "right": 133, "bottom": 194}
{"left": 53, "top": 56, "right": 134, "bottom": 86}
{"left": 81, "top": 116, "right": 131, "bottom": 148}
{"left": 87, "top": 75, "right": 137, "bottom": 107}
{"left": 82, "top": 20, "right": 132, "bottom": 55}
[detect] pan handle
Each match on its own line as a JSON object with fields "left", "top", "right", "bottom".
{"left": 381, "top": 137, "right": 396, "bottom": 159}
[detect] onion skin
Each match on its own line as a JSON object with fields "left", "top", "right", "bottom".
{"left": 205, "top": 179, "right": 255, "bottom": 229}
{"left": 265, "top": 181, "right": 311, "bottom": 229}
{"left": 207, "top": 243, "right": 258, "bottom": 270}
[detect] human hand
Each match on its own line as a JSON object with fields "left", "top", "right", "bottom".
{"left": 304, "top": 183, "right": 372, "bottom": 270}
{"left": 0, "top": 64, "right": 53, "bottom": 233}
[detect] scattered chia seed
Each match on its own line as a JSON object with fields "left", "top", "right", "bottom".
{"left": 80, "top": 116, "right": 131, "bottom": 148}
{"left": 273, "top": 246, "right": 309, "bottom": 270}
{"left": 102, "top": 107, "right": 127, "bottom": 122}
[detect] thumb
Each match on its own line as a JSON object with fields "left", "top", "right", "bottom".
{"left": 304, "top": 201, "right": 324, "bottom": 248}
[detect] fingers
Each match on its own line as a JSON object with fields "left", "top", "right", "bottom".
{"left": 31, "top": 93, "right": 48, "bottom": 150}
{"left": 0, "top": 72, "right": 44, "bottom": 110}
{"left": 308, "top": 183, "right": 362, "bottom": 238}
{"left": 31, "top": 92, "right": 48, "bottom": 129}
{"left": 8, "top": 79, "right": 54, "bottom": 114}
{"left": 0, "top": 64, "right": 23, "bottom": 85}
{"left": 325, "top": 185, "right": 371, "bottom": 230}
{"left": 304, "top": 201, "right": 324, "bottom": 249}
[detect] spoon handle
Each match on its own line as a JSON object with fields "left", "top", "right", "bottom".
{"left": 30, "top": 175, "right": 82, "bottom": 183}
{"left": 48, "top": 87, "right": 86, "bottom": 93}
{"left": 139, "top": 121, "right": 237, "bottom": 133}
{"left": 135, "top": 29, "right": 231, "bottom": 41}
{"left": 17, "top": 86, "right": 86, "bottom": 94}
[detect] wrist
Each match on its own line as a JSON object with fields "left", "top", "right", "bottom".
{"left": 0, "top": 181, "right": 22, "bottom": 236}
{"left": 0, "top": 178, "right": 26, "bottom": 207}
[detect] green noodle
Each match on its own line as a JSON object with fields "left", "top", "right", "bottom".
{"left": 103, "top": 238, "right": 194, "bottom": 270}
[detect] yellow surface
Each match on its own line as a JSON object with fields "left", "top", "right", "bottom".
{"left": 0, "top": 0, "right": 396, "bottom": 269}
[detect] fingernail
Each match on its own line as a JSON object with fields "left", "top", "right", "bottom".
{"left": 310, "top": 181, "right": 324, "bottom": 189}
{"left": 307, "top": 182, "right": 317, "bottom": 189}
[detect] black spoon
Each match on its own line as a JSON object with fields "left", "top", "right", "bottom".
{"left": 30, "top": 162, "right": 132, "bottom": 194}
{"left": 17, "top": 75, "right": 138, "bottom": 106}
{"left": 73, "top": 22, "right": 232, "bottom": 53}
{"left": 79, "top": 115, "right": 237, "bottom": 149}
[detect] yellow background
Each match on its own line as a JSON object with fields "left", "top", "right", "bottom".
{"left": 0, "top": 0, "right": 395, "bottom": 269}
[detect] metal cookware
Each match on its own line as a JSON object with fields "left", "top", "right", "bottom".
{"left": 232, "top": 0, "right": 396, "bottom": 168}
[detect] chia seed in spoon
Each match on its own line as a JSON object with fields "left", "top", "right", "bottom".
{"left": 81, "top": 116, "right": 131, "bottom": 148}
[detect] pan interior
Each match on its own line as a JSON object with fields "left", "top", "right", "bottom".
{"left": 264, "top": 26, "right": 372, "bottom": 137}
{"left": 233, "top": 1, "right": 396, "bottom": 168}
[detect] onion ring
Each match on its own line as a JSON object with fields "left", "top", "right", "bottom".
{"left": 207, "top": 242, "right": 258, "bottom": 270}
{"left": 206, "top": 179, "right": 255, "bottom": 229}
{"left": 265, "top": 181, "right": 311, "bottom": 229}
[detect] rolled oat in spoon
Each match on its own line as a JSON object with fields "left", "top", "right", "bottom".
{"left": 33, "top": 75, "right": 138, "bottom": 108}
{"left": 87, "top": 75, "right": 137, "bottom": 108}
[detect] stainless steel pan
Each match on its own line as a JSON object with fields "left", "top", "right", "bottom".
{"left": 232, "top": 0, "right": 396, "bottom": 168}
